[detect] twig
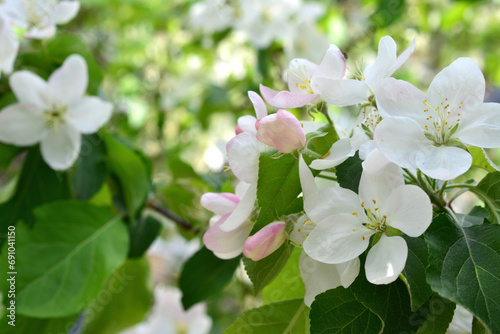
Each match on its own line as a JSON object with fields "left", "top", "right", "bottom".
{"left": 147, "top": 200, "right": 198, "bottom": 232}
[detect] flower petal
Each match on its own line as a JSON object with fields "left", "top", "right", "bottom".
{"left": 243, "top": 221, "right": 286, "bottom": 261}
{"left": 25, "top": 26, "right": 56, "bottom": 39}
{"left": 0, "top": 103, "right": 45, "bottom": 146}
{"left": 365, "top": 235, "right": 407, "bottom": 284}
{"left": 385, "top": 185, "right": 432, "bottom": 237}
{"left": 40, "top": 123, "right": 81, "bottom": 170}
{"left": 203, "top": 213, "right": 253, "bottom": 259}
{"left": 66, "top": 97, "right": 112, "bottom": 134}
{"left": 256, "top": 109, "right": 306, "bottom": 153}
{"left": 457, "top": 103, "right": 500, "bottom": 148}
{"left": 388, "top": 37, "right": 416, "bottom": 77}
{"left": 260, "top": 84, "right": 319, "bottom": 108}
{"left": 9, "top": 71, "right": 50, "bottom": 109}
{"left": 48, "top": 54, "right": 88, "bottom": 106}
{"left": 200, "top": 192, "right": 239, "bottom": 216}
{"left": 312, "top": 78, "right": 369, "bottom": 107}
{"left": 226, "top": 132, "right": 262, "bottom": 183}
{"left": 248, "top": 91, "right": 267, "bottom": 120}
{"left": 287, "top": 58, "right": 318, "bottom": 94}
{"left": 314, "top": 44, "right": 346, "bottom": 80}
{"left": 303, "top": 213, "right": 373, "bottom": 264}
{"left": 0, "top": 15, "right": 19, "bottom": 75}
{"left": 236, "top": 115, "right": 257, "bottom": 136}
{"left": 50, "top": 1, "right": 80, "bottom": 24}
{"left": 218, "top": 182, "right": 257, "bottom": 232}
{"left": 364, "top": 36, "right": 397, "bottom": 89}
{"left": 415, "top": 144, "right": 472, "bottom": 180}
{"left": 310, "top": 138, "right": 355, "bottom": 170}
{"left": 299, "top": 251, "right": 359, "bottom": 307}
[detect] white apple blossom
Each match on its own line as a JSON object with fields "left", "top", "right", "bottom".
{"left": 302, "top": 150, "right": 432, "bottom": 284}
{"left": 188, "top": 0, "right": 234, "bottom": 34}
{"left": 0, "top": 13, "right": 19, "bottom": 76}
{"left": 0, "top": 54, "right": 112, "bottom": 170}
{"left": 374, "top": 57, "right": 500, "bottom": 180}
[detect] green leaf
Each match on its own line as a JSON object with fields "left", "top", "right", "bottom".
{"left": 168, "top": 156, "right": 200, "bottom": 180}
{"left": 262, "top": 247, "right": 304, "bottom": 304}
{"left": 0, "top": 201, "right": 129, "bottom": 317}
{"left": 336, "top": 152, "right": 363, "bottom": 194}
{"left": 470, "top": 146, "right": 500, "bottom": 172}
{"left": 198, "top": 85, "right": 231, "bottom": 129}
{"left": 224, "top": 299, "right": 310, "bottom": 334}
{"left": 401, "top": 236, "right": 433, "bottom": 311}
{"left": 0, "top": 314, "right": 79, "bottom": 333}
{"left": 415, "top": 295, "right": 456, "bottom": 334}
{"left": 103, "top": 132, "right": 150, "bottom": 218}
{"left": 310, "top": 287, "right": 383, "bottom": 334}
{"left": 457, "top": 206, "right": 490, "bottom": 227}
{"left": 128, "top": 215, "right": 161, "bottom": 258}
{"left": 81, "top": 257, "right": 153, "bottom": 334}
{"left": 243, "top": 242, "right": 292, "bottom": 295}
{"left": 370, "top": 0, "right": 406, "bottom": 28}
{"left": 0, "top": 143, "right": 22, "bottom": 169}
{"left": 425, "top": 213, "right": 500, "bottom": 333}
{"left": 179, "top": 246, "right": 241, "bottom": 309}
{"left": 476, "top": 171, "right": 500, "bottom": 224}
{"left": 71, "top": 134, "right": 108, "bottom": 200}
{"left": 0, "top": 147, "right": 70, "bottom": 249}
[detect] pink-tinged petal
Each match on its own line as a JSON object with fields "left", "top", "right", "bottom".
{"left": 299, "top": 251, "right": 359, "bottom": 306}
{"left": 248, "top": 91, "right": 267, "bottom": 120}
{"left": 415, "top": 145, "right": 472, "bottom": 180}
{"left": 66, "top": 97, "right": 112, "bottom": 134}
{"left": 427, "top": 58, "right": 484, "bottom": 120}
{"left": 359, "top": 149, "right": 404, "bottom": 211}
{"left": 374, "top": 116, "right": 430, "bottom": 169}
{"left": 457, "top": 103, "right": 500, "bottom": 148}
{"left": 50, "top": 1, "right": 80, "bottom": 24}
{"left": 236, "top": 115, "right": 258, "bottom": 136}
{"left": 227, "top": 132, "right": 262, "bottom": 183}
{"left": 40, "top": 123, "right": 81, "bottom": 170}
{"left": 9, "top": 71, "right": 50, "bottom": 109}
{"left": 25, "top": 26, "right": 56, "bottom": 39}
{"left": 312, "top": 78, "right": 369, "bottom": 107}
{"left": 314, "top": 44, "right": 346, "bottom": 80}
{"left": 287, "top": 58, "right": 318, "bottom": 94}
{"left": 364, "top": 36, "right": 397, "bottom": 89}
{"left": 218, "top": 182, "right": 257, "bottom": 232}
{"left": 310, "top": 138, "right": 355, "bottom": 170}
{"left": 0, "top": 15, "right": 19, "bottom": 75}
{"left": 48, "top": 54, "right": 88, "bottom": 106}
{"left": 0, "top": 103, "right": 45, "bottom": 146}
{"left": 256, "top": 109, "right": 305, "bottom": 153}
{"left": 260, "top": 84, "right": 319, "bottom": 108}
{"left": 303, "top": 214, "right": 373, "bottom": 264}
{"left": 385, "top": 185, "right": 432, "bottom": 237}
{"left": 388, "top": 37, "right": 416, "bottom": 77}
{"left": 203, "top": 213, "right": 253, "bottom": 259}
{"left": 200, "top": 192, "right": 239, "bottom": 216}
{"left": 365, "top": 235, "right": 407, "bottom": 284}
{"left": 243, "top": 221, "right": 286, "bottom": 261}
{"left": 375, "top": 78, "right": 427, "bottom": 124}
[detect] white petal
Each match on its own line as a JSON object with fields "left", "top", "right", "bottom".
{"left": 310, "top": 138, "right": 355, "bottom": 170}
{"left": 40, "top": 123, "right": 81, "bottom": 170}
{"left": 365, "top": 235, "right": 407, "bottom": 284}
{"left": 9, "top": 71, "right": 50, "bottom": 109}
{"left": 427, "top": 58, "right": 484, "bottom": 120}
{"left": 312, "top": 78, "right": 369, "bottom": 107}
{"left": 226, "top": 132, "right": 262, "bottom": 184}
{"left": 303, "top": 214, "right": 373, "bottom": 264}
{"left": 48, "top": 54, "right": 88, "bottom": 106}
{"left": 385, "top": 185, "right": 432, "bottom": 237}
{"left": 415, "top": 145, "right": 472, "bottom": 180}
{"left": 66, "top": 97, "right": 113, "bottom": 134}
{"left": 203, "top": 214, "right": 253, "bottom": 259}
{"left": 50, "top": 1, "right": 80, "bottom": 24}
{"left": 248, "top": 91, "right": 267, "bottom": 120}
{"left": 299, "top": 155, "right": 318, "bottom": 199}
{"left": 25, "top": 26, "right": 56, "bottom": 39}
{"left": 375, "top": 78, "right": 427, "bottom": 124}
{"left": 287, "top": 58, "right": 318, "bottom": 94}
{"left": 0, "top": 103, "right": 45, "bottom": 145}
{"left": 457, "top": 103, "right": 500, "bottom": 148}
{"left": 237, "top": 115, "right": 257, "bottom": 136}
{"left": 200, "top": 192, "right": 239, "bottom": 216}
{"left": 218, "top": 182, "right": 257, "bottom": 232}
{"left": 388, "top": 37, "right": 416, "bottom": 77}
{"left": 0, "top": 15, "right": 19, "bottom": 75}
{"left": 364, "top": 36, "right": 397, "bottom": 89}
{"left": 374, "top": 116, "right": 430, "bottom": 169}
{"left": 314, "top": 44, "right": 346, "bottom": 80}
{"left": 299, "top": 251, "right": 359, "bottom": 307}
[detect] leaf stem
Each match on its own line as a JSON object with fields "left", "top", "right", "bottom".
{"left": 317, "top": 173, "right": 337, "bottom": 181}
{"left": 146, "top": 200, "right": 198, "bottom": 232}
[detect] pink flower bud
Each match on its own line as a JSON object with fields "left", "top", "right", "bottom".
{"left": 256, "top": 109, "right": 306, "bottom": 153}
{"left": 235, "top": 125, "right": 243, "bottom": 135}
{"left": 243, "top": 221, "right": 286, "bottom": 261}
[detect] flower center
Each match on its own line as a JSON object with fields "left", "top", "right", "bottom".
{"left": 356, "top": 105, "right": 381, "bottom": 134}
{"left": 44, "top": 105, "right": 67, "bottom": 128}
{"left": 422, "top": 94, "right": 463, "bottom": 145}
{"left": 353, "top": 200, "right": 387, "bottom": 233}
{"left": 290, "top": 65, "right": 315, "bottom": 94}
{"left": 23, "top": 0, "right": 56, "bottom": 29}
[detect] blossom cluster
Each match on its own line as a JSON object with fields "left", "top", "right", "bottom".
{"left": 201, "top": 35, "right": 500, "bottom": 306}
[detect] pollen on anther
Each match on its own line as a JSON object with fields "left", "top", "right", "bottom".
{"left": 298, "top": 228, "right": 302, "bottom": 232}
{"left": 352, "top": 212, "right": 358, "bottom": 215}
{"left": 372, "top": 200, "right": 376, "bottom": 204}
{"left": 383, "top": 215, "right": 387, "bottom": 219}
{"left": 362, "top": 236, "right": 365, "bottom": 240}
{"left": 374, "top": 208, "right": 379, "bottom": 211}
{"left": 361, "top": 202, "right": 365, "bottom": 207}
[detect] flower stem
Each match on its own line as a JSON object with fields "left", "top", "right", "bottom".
{"left": 416, "top": 170, "right": 447, "bottom": 211}
{"left": 317, "top": 173, "right": 337, "bottom": 181}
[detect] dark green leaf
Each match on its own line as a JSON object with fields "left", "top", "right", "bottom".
{"left": 0, "top": 201, "right": 129, "bottom": 317}
{"left": 81, "top": 257, "right": 153, "bottom": 334}
{"left": 415, "top": 295, "right": 456, "bottom": 334}
{"left": 0, "top": 314, "right": 79, "bottom": 333}
{"left": 128, "top": 215, "right": 161, "bottom": 258}
{"left": 179, "top": 246, "right": 241, "bottom": 309}
{"left": 168, "top": 156, "right": 199, "bottom": 180}
{"left": 223, "top": 299, "right": 309, "bottom": 334}
{"left": 71, "top": 134, "right": 108, "bottom": 200}
{"left": 370, "top": 0, "right": 406, "bottom": 28}
{"left": 476, "top": 171, "right": 500, "bottom": 223}
{"left": 0, "top": 143, "right": 22, "bottom": 169}
{"left": 310, "top": 287, "right": 383, "bottom": 334}
{"left": 425, "top": 213, "right": 500, "bottom": 333}
{"left": 456, "top": 206, "right": 490, "bottom": 227}
{"left": 336, "top": 152, "right": 363, "bottom": 194}
{"left": 243, "top": 242, "right": 292, "bottom": 295}
{"left": 401, "top": 236, "right": 433, "bottom": 311}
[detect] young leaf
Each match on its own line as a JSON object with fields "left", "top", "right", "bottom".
{"left": 0, "top": 314, "right": 79, "bottom": 334}
{"left": 0, "top": 201, "right": 129, "bottom": 318}
{"left": 470, "top": 146, "right": 500, "bottom": 172}
{"left": 401, "top": 236, "right": 433, "bottom": 311}
{"left": 309, "top": 287, "right": 383, "bottom": 333}
{"left": 415, "top": 295, "right": 456, "bottom": 334}
{"left": 243, "top": 242, "right": 292, "bottom": 295}
{"left": 179, "top": 246, "right": 241, "bottom": 309}
{"left": 223, "top": 299, "right": 310, "bottom": 334}
{"left": 336, "top": 152, "right": 363, "bottom": 194}
{"left": 425, "top": 213, "right": 500, "bottom": 333}
{"left": 128, "top": 215, "right": 162, "bottom": 259}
